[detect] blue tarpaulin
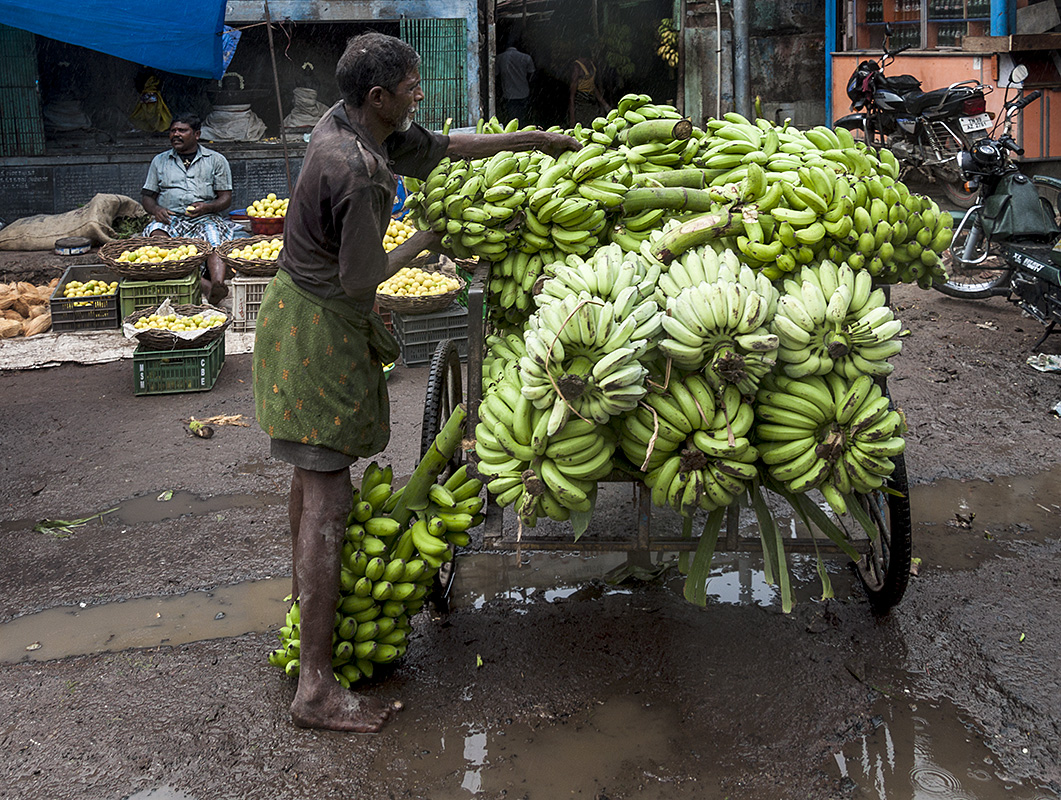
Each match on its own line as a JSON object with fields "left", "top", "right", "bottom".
{"left": 0, "top": 0, "right": 229, "bottom": 79}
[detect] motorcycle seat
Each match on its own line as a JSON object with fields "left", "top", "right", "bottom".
{"left": 902, "top": 86, "right": 960, "bottom": 115}
{"left": 879, "top": 74, "right": 921, "bottom": 95}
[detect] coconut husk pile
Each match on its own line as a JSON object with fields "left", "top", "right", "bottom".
{"left": 0, "top": 279, "right": 59, "bottom": 337}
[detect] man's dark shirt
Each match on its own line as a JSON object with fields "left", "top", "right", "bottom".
{"left": 278, "top": 101, "right": 449, "bottom": 305}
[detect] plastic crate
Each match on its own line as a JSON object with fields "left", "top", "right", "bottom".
{"left": 231, "top": 275, "right": 273, "bottom": 332}
{"left": 133, "top": 335, "right": 225, "bottom": 396}
{"left": 392, "top": 302, "right": 468, "bottom": 367}
{"left": 119, "top": 272, "right": 202, "bottom": 318}
{"left": 49, "top": 265, "right": 122, "bottom": 332}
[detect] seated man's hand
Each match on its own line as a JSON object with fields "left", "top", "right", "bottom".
{"left": 185, "top": 203, "right": 201, "bottom": 218}
{"left": 153, "top": 207, "right": 172, "bottom": 224}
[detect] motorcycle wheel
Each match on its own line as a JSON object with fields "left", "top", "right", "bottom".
{"left": 941, "top": 179, "right": 979, "bottom": 209}
{"left": 937, "top": 216, "right": 1012, "bottom": 299}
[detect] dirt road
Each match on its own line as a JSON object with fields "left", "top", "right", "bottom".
{"left": 1, "top": 249, "right": 1059, "bottom": 799}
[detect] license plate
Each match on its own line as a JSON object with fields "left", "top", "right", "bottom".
{"left": 959, "top": 113, "right": 990, "bottom": 133}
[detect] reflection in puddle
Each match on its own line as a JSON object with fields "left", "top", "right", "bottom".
{"left": 382, "top": 694, "right": 682, "bottom": 800}
{"left": 835, "top": 696, "right": 1052, "bottom": 800}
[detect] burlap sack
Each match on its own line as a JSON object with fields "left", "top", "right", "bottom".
{"left": 0, "top": 194, "right": 145, "bottom": 251}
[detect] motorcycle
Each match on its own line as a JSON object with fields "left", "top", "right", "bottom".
{"left": 835, "top": 24, "right": 991, "bottom": 209}
{"left": 938, "top": 64, "right": 1061, "bottom": 347}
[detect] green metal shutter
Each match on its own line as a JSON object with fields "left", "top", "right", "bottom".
{"left": 0, "top": 24, "right": 45, "bottom": 156}
{"left": 400, "top": 18, "right": 467, "bottom": 131}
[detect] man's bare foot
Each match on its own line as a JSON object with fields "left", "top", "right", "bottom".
{"left": 291, "top": 685, "right": 399, "bottom": 732}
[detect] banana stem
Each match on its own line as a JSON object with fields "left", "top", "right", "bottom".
{"left": 621, "top": 187, "right": 719, "bottom": 215}
{"left": 623, "top": 118, "right": 693, "bottom": 146}
{"left": 390, "top": 403, "right": 468, "bottom": 526}
{"left": 651, "top": 206, "right": 745, "bottom": 264}
{"left": 631, "top": 168, "right": 716, "bottom": 189}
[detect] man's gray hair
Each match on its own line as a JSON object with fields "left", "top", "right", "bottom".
{"left": 336, "top": 32, "right": 421, "bottom": 107}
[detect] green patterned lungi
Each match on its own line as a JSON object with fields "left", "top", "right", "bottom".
{"left": 253, "top": 270, "right": 400, "bottom": 467}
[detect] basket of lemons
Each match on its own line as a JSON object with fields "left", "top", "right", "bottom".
{"left": 247, "top": 193, "right": 289, "bottom": 235}
{"left": 376, "top": 262, "right": 465, "bottom": 315}
{"left": 217, "top": 235, "right": 283, "bottom": 277}
{"left": 123, "top": 299, "right": 231, "bottom": 351}
{"left": 99, "top": 237, "right": 210, "bottom": 280}
{"left": 375, "top": 217, "right": 464, "bottom": 314}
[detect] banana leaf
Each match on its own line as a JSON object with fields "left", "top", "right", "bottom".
{"left": 749, "top": 482, "right": 793, "bottom": 613}
{"left": 682, "top": 506, "right": 726, "bottom": 606}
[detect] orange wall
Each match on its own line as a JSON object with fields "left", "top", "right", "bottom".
{"left": 830, "top": 51, "right": 1060, "bottom": 160}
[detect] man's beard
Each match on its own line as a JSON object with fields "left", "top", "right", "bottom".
{"left": 395, "top": 107, "right": 415, "bottom": 132}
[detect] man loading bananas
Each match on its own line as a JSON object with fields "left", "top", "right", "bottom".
{"left": 252, "top": 31, "right": 579, "bottom": 733}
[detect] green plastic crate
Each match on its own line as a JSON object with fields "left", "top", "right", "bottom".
{"left": 133, "top": 335, "right": 225, "bottom": 395}
{"left": 119, "top": 272, "right": 201, "bottom": 318}
{"left": 50, "top": 265, "right": 121, "bottom": 332}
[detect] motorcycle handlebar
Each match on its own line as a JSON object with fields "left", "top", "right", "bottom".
{"left": 885, "top": 43, "right": 914, "bottom": 57}
{"left": 1010, "top": 89, "right": 1042, "bottom": 111}
{"left": 999, "top": 135, "right": 1025, "bottom": 156}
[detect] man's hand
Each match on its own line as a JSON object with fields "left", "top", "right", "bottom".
{"left": 532, "top": 130, "right": 582, "bottom": 158}
{"left": 185, "top": 202, "right": 201, "bottom": 218}
{"left": 153, "top": 207, "right": 172, "bottom": 224}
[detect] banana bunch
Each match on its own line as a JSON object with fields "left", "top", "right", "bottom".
{"left": 636, "top": 113, "right": 952, "bottom": 289}
{"left": 474, "top": 366, "right": 616, "bottom": 523}
{"left": 656, "top": 19, "right": 679, "bottom": 68}
{"left": 755, "top": 373, "right": 906, "bottom": 514}
{"left": 488, "top": 249, "right": 557, "bottom": 325}
{"left": 268, "top": 460, "right": 484, "bottom": 687}
{"left": 536, "top": 243, "right": 661, "bottom": 316}
{"left": 520, "top": 289, "right": 659, "bottom": 434}
{"left": 482, "top": 330, "right": 527, "bottom": 388}
{"left": 482, "top": 418, "right": 615, "bottom": 525}
{"left": 625, "top": 380, "right": 758, "bottom": 514}
{"left": 771, "top": 260, "right": 903, "bottom": 379}
{"left": 656, "top": 257, "right": 780, "bottom": 396}
{"left": 408, "top": 150, "right": 546, "bottom": 262}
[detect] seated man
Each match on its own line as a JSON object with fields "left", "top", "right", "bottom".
{"left": 140, "top": 112, "right": 244, "bottom": 304}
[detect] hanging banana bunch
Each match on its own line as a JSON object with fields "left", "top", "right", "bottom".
{"left": 770, "top": 260, "right": 903, "bottom": 379}
{"left": 754, "top": 372, "right": 906, "bottom": 515}
{"left": 656, "top": 18, "right": 679, "bottom": 69}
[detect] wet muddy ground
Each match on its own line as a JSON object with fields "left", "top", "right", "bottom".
{"left": 1, "top": 248, "right": 1060, "bottom": 799}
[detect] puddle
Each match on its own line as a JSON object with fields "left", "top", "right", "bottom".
{"left": 0, "top": 489, "right": 279, "bottom": 534}
{"left": 907, "top": 468, "right": 1061, "bottom": 572}
{"left": 835, "top": 696, "right": 1055, "bottom": 800}
{"left": 0, "top": 577, "right": 290, "bottom": 664}
{"left": 379, "top": 693, "right": 686, "bottom": 799}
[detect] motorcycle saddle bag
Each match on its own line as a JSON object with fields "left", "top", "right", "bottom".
{"left": 981, "top": 173, "right": 1061, "bottom": 241}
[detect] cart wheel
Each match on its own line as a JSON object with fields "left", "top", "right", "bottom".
{"left": 421, "top": 339, "right": 465, "bottom": 613}
{"left": 421, "top": 339, "right": 464, "bottom": 473}
{"left": 853, "top": 452, "right": 912, "bottom": 613}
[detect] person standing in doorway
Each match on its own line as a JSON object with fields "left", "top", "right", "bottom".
{"left": 496, "top": 35, "right": 535, "bottom": 124}
{"left": 568, "top": 54, "right": 610, "bottom": 127}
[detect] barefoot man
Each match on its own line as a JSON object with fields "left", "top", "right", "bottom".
{"left": 252, "top": 32, "right": 579, "bottom": 731}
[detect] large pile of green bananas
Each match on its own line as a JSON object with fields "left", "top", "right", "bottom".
{"left": 269, "top": 414, "right": 484, "bottom": 687}
{"left": 401, "top": 96, "right": 943, "bottom": 598}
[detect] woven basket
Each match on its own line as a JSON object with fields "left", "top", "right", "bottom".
{"left": 216, "top": 235, "right": 282, "bottom": 277}
{"left": 100, "top": 237, "right": 210, "bottom": 280}
{"left": 124, "top": 302, "right": 231, "bottom": 351}
{"left": 375, "top": 261, "right": 466, "bottom": 316}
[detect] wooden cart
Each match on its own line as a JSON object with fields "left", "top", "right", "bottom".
{"left": 418, "top": 267, "right": 913, "bottom": 613}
